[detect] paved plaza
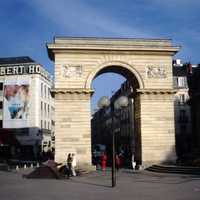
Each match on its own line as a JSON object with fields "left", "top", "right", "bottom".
{"left": 1, "top": 168, "right": 200, "bottom": 200}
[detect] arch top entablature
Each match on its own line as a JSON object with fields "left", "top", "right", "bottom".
{"left": 47, "top": 37, "right": 180, "bottom": 61}
{"left": 85, "top": 60, "right": 145, "bottom": 90}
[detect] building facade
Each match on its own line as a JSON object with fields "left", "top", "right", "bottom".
{"left": 173, "top": 60, "right": 192, "bottom": 157}
{"left": 187, "top": 64, "right": 200, "bottom": 153}
{"left": 0, "top": 57, "right": 54, "bottom": 160}
{"left": 47, "top": 37, "right": 179, "bottom": 168}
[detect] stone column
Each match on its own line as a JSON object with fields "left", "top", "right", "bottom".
{"left": 53, "top": 89, "right": 93, "bottom": 169}
{"left": 138, "top": 89, "right": 177, "bottom": 167}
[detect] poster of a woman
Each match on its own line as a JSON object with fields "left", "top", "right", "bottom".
{"left": 3, "top": 79, "right": 30, "bottom": 128}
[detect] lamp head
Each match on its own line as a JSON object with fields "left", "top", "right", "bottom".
{"left": 98, "top": 96, "right": 110, "bottom": 109}
{"left": 117, "top": 96, "right": 128, "bottom": 108}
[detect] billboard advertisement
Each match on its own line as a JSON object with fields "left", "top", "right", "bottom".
{"left": 3, "top": 78, "right": 30, "bottom": 128}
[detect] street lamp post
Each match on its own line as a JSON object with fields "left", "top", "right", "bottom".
{"left": 98, "top": 95, "right": 128, "bottom": 188}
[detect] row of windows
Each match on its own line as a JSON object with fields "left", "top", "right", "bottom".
{"left": 174, "top": 77, "right": 188, "bottom": 88}
{"left": 175, "top": 94, "right": 188, "bottom": 105}
{"left": 41, "top": 102, "right": 51, "bottom": 117}
{"left": 41, "top": 82, "right": 51, "bottom": 99}
{"left": 41, "top": 120, "right": 51, "bottom": 130}
{"left": 179, "top": 94, "right": 186, "bottom": 104}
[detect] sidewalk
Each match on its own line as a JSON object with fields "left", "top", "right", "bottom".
{"left": 0, "top": 168, "right": 200, "bottom": 200}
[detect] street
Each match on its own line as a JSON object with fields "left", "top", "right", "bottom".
{"left": 0, "top": 168, "right": 200, "bottom": 200}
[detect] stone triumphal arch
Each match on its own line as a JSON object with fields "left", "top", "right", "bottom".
{"left": 47, "top": 37, "right": 180, "bottom": 168}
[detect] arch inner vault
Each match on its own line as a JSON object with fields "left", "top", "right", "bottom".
{"left": 47, "top": 37, "right": 180, "bottom": 168}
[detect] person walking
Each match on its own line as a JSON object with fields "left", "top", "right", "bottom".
{"left": 100, "top": 152, "right": 107, "bottom": 175}
{"left": 115, "top": 154, "right": 121, "bottom": 171}
{"left": 131, "top": 153, "right": 136, "bottom": 171}
{"left": 67, "top": 153, "right": 72, "bottom": 176}
{"left": 71, "top": 153, "right": 77, "bottom": 176}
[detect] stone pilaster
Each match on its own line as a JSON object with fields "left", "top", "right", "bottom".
{"left": 53, "top": 89, "right": 93, "bottom": 168}
{"left": 137, "top": 89, "right": 177, "bottom": 167}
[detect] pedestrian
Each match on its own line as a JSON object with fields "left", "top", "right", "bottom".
{"left": 100, "top": 152, "right": 107, "bottom": 174}
{"left": 119, "top": 152, "right": 124, "bottom": 168}
{"left": 60, "top": 154, "right": 69, "bottom": 178}
{"left": 131, "top": 154, "right": 136, "bottom": 171}
{"left": 67, "top": 153, "right": 72, "bottom": 176}
{"left": 115, "top": 154, "right": 121, "bottom": 171}
{"left": 71, "top": 153, "right": 77, "bottom": 176}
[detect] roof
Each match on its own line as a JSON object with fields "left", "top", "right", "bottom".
{"left": 0, "top": 56, "right": 35, "bottom": 65}
{"left": 54, "top": 36, "right": 173, "bottom": 42}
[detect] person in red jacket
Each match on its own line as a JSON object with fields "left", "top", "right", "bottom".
{"left": 100, "top": 152, "right": 107, "bottom": 174}
{"left": 115, "top": 154, "right": 121, "bottom": 171}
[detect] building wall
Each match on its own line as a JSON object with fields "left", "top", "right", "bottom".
{"left": 0, "top": 60, "right": 54, "bottom": 158}
{"left": 188, "top": 66, "right": 200, "bottom": 151}
{"left": 48, "top": 38, "right": 179, "bottom": 167}
{"left": 139, "top": 92, "right": 176, "bottom": 165}
{"left": 0, "top": 80, "right": 4, "bottom": 127}
{"left": 54, "top": 53, "right": 173, "bottom": 90}
{"left": 54, "top": 92, "right": 92, "bottom": 165}
{"left": 173, "top": 63, "right": 192, "bottom": 156}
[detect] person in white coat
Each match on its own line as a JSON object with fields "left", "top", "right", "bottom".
{"left": 132, "top": 154, "right": 136, "bottom": 171}
{"left": 71, "top": 153, "right": 77, "bottom": 176}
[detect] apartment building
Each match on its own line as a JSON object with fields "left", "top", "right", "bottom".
{"left": 0, "top": 56, "right": 54, "bottom": 160}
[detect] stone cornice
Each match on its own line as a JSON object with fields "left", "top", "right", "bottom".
{"left": 47, "top": 37, "right": 180, "bottom": 60}
{"left": 52, "top": 88, "right": 94, "bottom": 100}
{"left": 51, "top": 88, "right": 94, "bottom": 95}
{"left": 137, "top": 89, "right": 177, "bottom": 94}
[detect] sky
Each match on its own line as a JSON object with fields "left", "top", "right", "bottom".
{"left": 0, "top": 0, "right": 199, "bottom": 110}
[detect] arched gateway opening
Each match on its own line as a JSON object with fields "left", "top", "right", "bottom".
{"left": 88, "top": 62, "right": 143, "bottom": 165}
{"left": 47, "top": 37, "right": 180, "bottom": 169}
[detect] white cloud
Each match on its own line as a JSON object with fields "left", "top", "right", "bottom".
{"left": 20, "top": 0, "right": 200, "bottom": 64}
{"left": 24, "top": 0, "right": 154, "bottom": 38}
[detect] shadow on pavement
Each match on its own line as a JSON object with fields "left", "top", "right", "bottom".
{"left": 70, "top": 178, "right": 112, "bottom": 188}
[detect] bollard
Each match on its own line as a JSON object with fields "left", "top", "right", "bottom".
{"left": 16, "top": 165, "right": 19, "bottom": 171}
{"left": 36, "top": 162, "right": 39, "bottom": 168}
{"left": 24, "top": 164, "right": 27, "bottom": 169}
{"left": 30, "top": 163, "right": 33, "bottom": 168}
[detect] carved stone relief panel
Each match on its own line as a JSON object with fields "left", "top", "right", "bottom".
{"left": 146, "top": 66, "right": 166, "bottom": 78}
{"left": 62, "top": 65, "right": 82, "bottom": 78}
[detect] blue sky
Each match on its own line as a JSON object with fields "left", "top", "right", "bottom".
{"left": 0, "top": 0, "right": 199, "bottom": 110}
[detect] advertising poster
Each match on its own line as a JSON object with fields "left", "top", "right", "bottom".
{"left": 3, "top": 78, "right": 30, "bottom": 128}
